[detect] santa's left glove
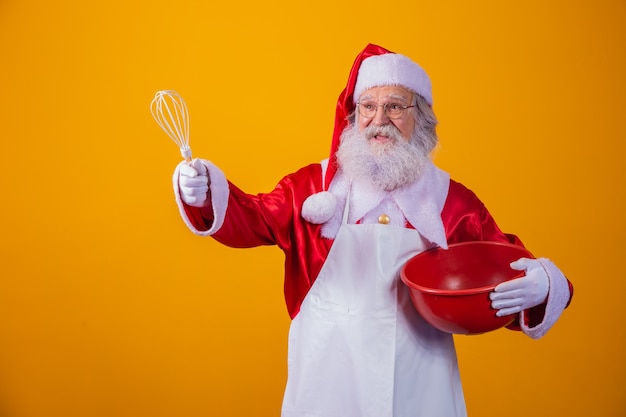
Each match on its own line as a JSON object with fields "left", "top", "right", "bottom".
{"left": 178, "top": 158, "right": 210, "bottom": 207}
{"left": 489, "top": 258, "right": 549, "bottom": 317}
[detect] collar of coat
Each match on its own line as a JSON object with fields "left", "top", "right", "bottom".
{"left": 320, "top": 160, "right": 450, "bottom": 249}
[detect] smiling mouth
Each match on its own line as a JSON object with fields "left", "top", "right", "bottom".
{"left": 370, "top": 134, "right": 392, "bottom": 144}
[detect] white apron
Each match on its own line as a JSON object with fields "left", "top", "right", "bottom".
{"left": 281, "top": 205, "right": 467, "bottom": 417}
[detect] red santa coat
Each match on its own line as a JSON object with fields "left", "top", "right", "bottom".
{"left": 178, "top": 162, "right": 570, "bottom": 325}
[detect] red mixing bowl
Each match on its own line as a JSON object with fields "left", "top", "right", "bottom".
{"left": 400, "top": 241, "right": 533, "bottom": 335}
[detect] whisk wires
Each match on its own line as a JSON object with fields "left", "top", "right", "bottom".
{"left": 150, "top": 90, "right": 192, "bottom": 161}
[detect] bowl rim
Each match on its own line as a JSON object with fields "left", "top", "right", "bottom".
{"left": 400, "top": 241, "right": 533, "bottom": 296}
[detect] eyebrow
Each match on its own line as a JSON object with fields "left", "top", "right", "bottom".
{"left": 359, "top": 93, "right": 411, "bottom": 102}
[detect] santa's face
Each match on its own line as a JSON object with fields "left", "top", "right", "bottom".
{"left": 356, "top": 86, "right": 416, "bottom": 142}
{"left": 336, "top": 89, "right": 429, "bottom": 191}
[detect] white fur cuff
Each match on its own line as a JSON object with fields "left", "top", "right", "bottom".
{"left": 521, "top": 258, "right": 571, "bottom": 339}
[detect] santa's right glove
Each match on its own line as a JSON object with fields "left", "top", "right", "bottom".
{"left": 178, "top": 158, "right": 210, "bottom": 207}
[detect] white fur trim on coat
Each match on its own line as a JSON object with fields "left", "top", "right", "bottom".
{"left": 520, "top": 258, "right": 571, "bottom": 339}
{"left": 172, "top": 159, "right": 229, "bottom": 236}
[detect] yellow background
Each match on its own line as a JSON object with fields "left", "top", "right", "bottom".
{"left": 1, "top": 0, "right": 624, "bottom": 416}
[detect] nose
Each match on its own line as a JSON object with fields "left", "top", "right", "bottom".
{"left": 371, "top": 105, "right": 390, "bottom": 126}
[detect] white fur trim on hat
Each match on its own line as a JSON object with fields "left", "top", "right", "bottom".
{"left": 353, "top": 53, "right": 432, "bottom": 105}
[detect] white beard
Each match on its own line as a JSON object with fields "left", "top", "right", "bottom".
{"left": 336, "top": 123, "right": 430, "bottom": 191}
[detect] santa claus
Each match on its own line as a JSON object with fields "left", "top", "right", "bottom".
{"left": 172, "top": 44, "right": 573, "bottom": 417}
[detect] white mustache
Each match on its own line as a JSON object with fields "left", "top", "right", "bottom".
{"left": 363, "top": 124, "right": 402, "bottom": 141}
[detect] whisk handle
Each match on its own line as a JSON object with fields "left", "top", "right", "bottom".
{"left": 181, "top": 147, "right": 192, "bottom": 162}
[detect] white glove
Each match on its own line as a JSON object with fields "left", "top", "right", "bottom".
{"left": 178, "top": 158, "right": 210, "bottom": 207}
{"left": 490, "top": 257, "right": 549, "bottom": 317}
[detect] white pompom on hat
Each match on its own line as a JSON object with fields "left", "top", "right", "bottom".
{"left": 353, "top": 53, "right": 433, "bottom": 105}
{"left": 301, "top": 190, "right": 337, "bottom": 225}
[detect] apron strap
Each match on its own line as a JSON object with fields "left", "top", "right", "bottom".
{"left": 341, "top": 184, "right": 352, "bottom": 225}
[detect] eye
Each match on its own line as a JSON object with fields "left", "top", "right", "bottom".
{"left": 387, "top": 103, "right": 403, "bottom": 110}
{"left": 361, "top": 103, "right": 375, "bottom": 110}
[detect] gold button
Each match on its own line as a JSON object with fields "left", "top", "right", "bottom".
{"left": 378, "top": 214, "right": 390, "bottom": 224}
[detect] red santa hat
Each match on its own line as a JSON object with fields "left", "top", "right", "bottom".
{"left": 301, "top": 44, "right": 433, "bottom": 225}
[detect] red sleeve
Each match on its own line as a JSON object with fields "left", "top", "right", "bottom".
{"left": 180, "top": 164, "right": 333, "bottom": 319}
{"left": 442, "top": 180, "right": 521, "bottom": 245}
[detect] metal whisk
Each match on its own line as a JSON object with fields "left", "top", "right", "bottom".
{"left": 150, "top": 90, "right": 192, "bottom": 161}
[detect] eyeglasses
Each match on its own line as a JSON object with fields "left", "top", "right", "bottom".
{"left": 356, "top": 102, "right": 416, "bottom": 119}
